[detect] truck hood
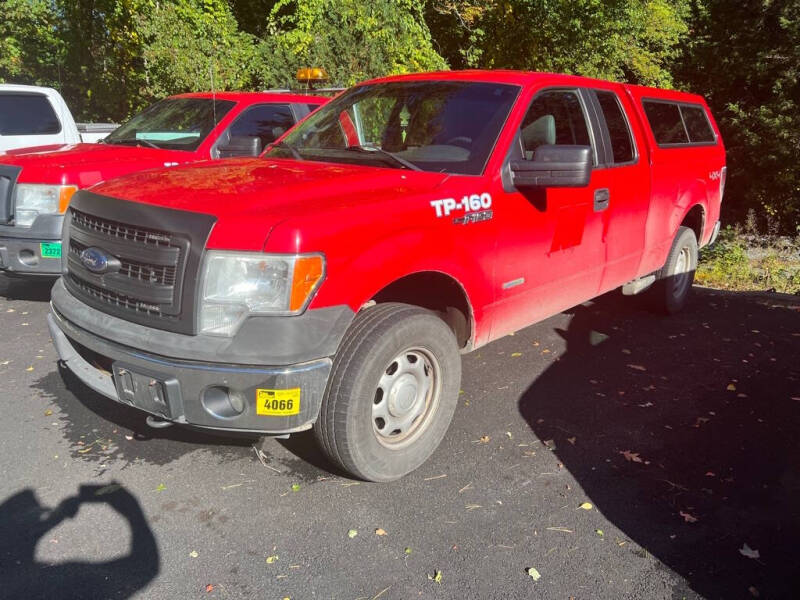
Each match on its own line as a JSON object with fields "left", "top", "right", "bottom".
{"left": 0, "top": 143, "right": 190, "bottom": 170}
{"left": 91, "top": 158, "right": 450, "bottom": 251}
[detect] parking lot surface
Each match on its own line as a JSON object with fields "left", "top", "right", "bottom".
{"left": 1, "top": 275, "right": 798, "bottom": 599}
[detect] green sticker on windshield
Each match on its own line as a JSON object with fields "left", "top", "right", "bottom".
{"left": 40, "top": 242, "right": 61, "bottom": 259}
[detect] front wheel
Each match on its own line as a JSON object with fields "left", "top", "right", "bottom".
{"left": 314, "top": 303, "right": 461, "bottom": 482}
{"left": 649, "top": 226, "right": 698, "bottom": 314}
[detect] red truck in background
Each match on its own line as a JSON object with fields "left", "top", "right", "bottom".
{"left": 0, "top": 91, "right": 327, "bottom": 276}
{"left": 48, "top": 70, "right": 726, "bottom": 482}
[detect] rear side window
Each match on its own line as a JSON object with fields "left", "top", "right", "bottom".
{"left": 595, "top": 91, "right": 634, "bottom": 163}
{"left": 643, "top": 101, "right": 688, "bottom": 145}
{"left": 306, "top": 103, "right": 321, "bottom": 112}
{"left": 228, "top": 104, "right": 295, "bottom": 149}
{"left": 643, "top": 100, "right": 716, "bottom": 146}
{"left": 0, "top": 93, "right": 61, "bottom": 135}
{"left": 520, "top": 90, "right": 592, "bottom": 161}
{"left": 681, "top": 105, "right": 715, "bottom": 143}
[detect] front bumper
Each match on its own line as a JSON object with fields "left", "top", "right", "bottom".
{"left": 0, "top": 214, "right": 64, "bottom": 276}
{"left": 48, "top": 298, "right": 342, "bottom": 435}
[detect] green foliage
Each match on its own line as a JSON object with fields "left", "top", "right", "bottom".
{"left": 697, "top": 227, "right": 800, "bottom": 294}
{"left": 138, "top": 0, "right": 260, "bottom": 100}
{"left": 0, "top": 0, "right": 64, "bottom": 87}
{"left": 261, "top": 0, "right": 446, "bottom": 87}
{"left": 675, "top": 0, "right": 800, "bottom": 233}
{"left": 425, "top": 0, "right": 689, "bottom": 87}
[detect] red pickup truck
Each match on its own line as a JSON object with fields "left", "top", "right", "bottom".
{"left": 48, "top": 70, "right": 725, "bottom": 481}
{"left": 0, "top": 91, "right": 326, "bottom": 276}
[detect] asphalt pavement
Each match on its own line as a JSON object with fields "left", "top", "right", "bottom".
{"left": 0, "top": 274, "right": 798, "bottom": 600}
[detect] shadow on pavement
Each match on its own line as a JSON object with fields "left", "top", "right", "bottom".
{"left": 0, "top": 273, "right": 55, "bottom": 302}
{"left": 0, "top": 483, "right": 159, "bottom": 600}
{"left": 31, "top": 366, "right": 258, "bottom": 468}
{"left": 519, "top": 287, "right": 800, "bottom": 599}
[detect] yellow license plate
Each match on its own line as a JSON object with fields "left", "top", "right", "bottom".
{"left": 256, "top": 388, "right": 301, "bottom": 416}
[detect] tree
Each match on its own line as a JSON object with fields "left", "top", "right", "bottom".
{"left": 261, "top": 0, "right": 447, "bottom": 87}
{"left": 675, "top": 0, "right": 800, "bottom": 232}
{"left": 0, "top": 0, "right": 65, "bottom": 88}
{"left": 425, "top": 0, "right": 689, "bottom": 87}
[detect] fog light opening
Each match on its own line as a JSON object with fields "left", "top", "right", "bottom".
{"left": 201, "top": 386, "right": 245, "bottom": 419}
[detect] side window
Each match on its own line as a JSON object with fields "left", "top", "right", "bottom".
{"left": 520, "top": 90, "right": 592, "bottom": 160}
{"left": 0, "top": 93, "right": 61, "bottom": 135}
{"left": 227, "top": 104, "right": 295, "bottom": 150}
{"left": 595, "top": 91, "right": 635, "bottom": 163}
{"left": 642, "top": 101, "right": 689, "bottom": 145}
{"left": 680, "top": 105, "right": 715, "bottom": 143}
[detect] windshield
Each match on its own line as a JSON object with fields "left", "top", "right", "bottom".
{"left": 265, "top": 81, "right": 520, "bottom": 175}
{"left": 105, "top": 98, "right": 235, "bottom": 151}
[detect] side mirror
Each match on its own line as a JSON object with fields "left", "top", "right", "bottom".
{"left": 510, "top": 145, "right": 592, "bottom": 189}
{"left": 217, "top": 135, "right": 262, "bottom": 159}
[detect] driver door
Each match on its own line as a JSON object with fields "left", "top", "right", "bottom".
{"left": 488, "top": 88, "right": 612, "bottom": 339}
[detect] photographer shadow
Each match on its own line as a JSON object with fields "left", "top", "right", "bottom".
{"left": 0, "top": 483, "right": 159, "bottom": 600}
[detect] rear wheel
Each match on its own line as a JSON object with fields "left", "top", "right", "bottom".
{"left": 649, "top": 226, "right": 698, "bottom": 314}
{"left": 314, "top": 303, "right": 461, "bottom": 482}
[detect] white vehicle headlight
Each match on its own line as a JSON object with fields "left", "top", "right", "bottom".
{"left": 14, "top": 184, "right": 77, "bottom": 227}
{"left": 199, "top": 251, "right": 325, "bottom": 336}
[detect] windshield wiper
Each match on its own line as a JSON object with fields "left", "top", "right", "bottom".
{"left": 346, "top": 145, "right": 421, "bottom": 171}
{"left": 109, "top": 138, "right": 161, "bottom": 150}
{"left": 273, "top": 141, "right": 303, "bottom": 161}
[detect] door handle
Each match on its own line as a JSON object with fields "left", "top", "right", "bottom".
{"left": 594, "top": 188, "right": 610, "bottom": 212}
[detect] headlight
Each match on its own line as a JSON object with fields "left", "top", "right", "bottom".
{"left": 200, "top": 251, "right": 325, "bottom": 336}
{"left": 14, "top": 184, "right": 77, "bottom": 227}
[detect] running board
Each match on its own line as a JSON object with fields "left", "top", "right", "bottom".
{"left": 622, "top": 274, "right": 656, "bottom": 296}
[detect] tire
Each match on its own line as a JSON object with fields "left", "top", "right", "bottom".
{"left": 314, "top": 303, "right": 461, "bottom": 482}
{"left": 649, "top": 226, "right": 698, "bottom": 314}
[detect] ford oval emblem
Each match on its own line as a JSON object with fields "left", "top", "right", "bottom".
{"left": 79, "top": 247, "right": 120, "bottom": 274}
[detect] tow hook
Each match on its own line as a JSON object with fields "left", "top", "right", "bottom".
{"left": 146, "top": 415, "right": 174, "bottom": 429}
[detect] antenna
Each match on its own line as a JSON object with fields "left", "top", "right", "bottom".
{"left": 210, "top": 58, "right": 217, "bottom": 127}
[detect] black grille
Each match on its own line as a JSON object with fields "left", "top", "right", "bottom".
{"left": 68, "top": 273, "right": 167, "bottom": 317}
{"left": 63, "top": 192, "right": 216, "bottom": 335}
{"left": 71, "top": 210, "right": 173, "bottom": 247}
{"left": 69, "top": 239, "right": 177, "bottom": 286}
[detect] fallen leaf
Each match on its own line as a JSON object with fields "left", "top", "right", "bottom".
{"left": 692, "top": 417, "right": 710, "bottom": 428}
{"left": 638, "top": 402, "right": 654, "bottom": 408}
{"left": 155, "top": 483, "right": 166, "bottom": 492}
{"left": 291, "top": 483, "right": 301, "bottom": 492}
{"left": 347, "top": 529, "right": 358, "bottom": 539}
{"left": 705, "top": 471, "right": 716, "bottom": 477}
{"left": 679, "top": 511, "right": 698, "bottom": 523}
{"left": 44, "top": 409, "right": 53, "bottom": 416}
{"left": 620, "top": 450, "right": 643, "bottom": 463}
{"left": 567, "top": 437, "right": 576, "bottom": 445}
{"left": 505, "top": 431, "right": 513, "bottom": 439}
{"left": 627, "top": 364, "right": 647, "bottom": 371}
{"left": 511, "top": 352, "right": 522, "bottom": 357}
{"left": 727, "top": 383, "right": 737, "bottom": 391}
{"left": 739, "top": 543, "right": 760, "bottom": 559}
{"left": 749, "top": 586, "right": 760, "bottom": 597}
{"left": 589, "top": 330, "right": 609, "bottom": 346}
{"left": 526, "top": 567, "right": 541, "bottom": 581}
{"left": 26, "top": 366, "right": 34, "bottom": 372}
{"left": 478, "top": 435, "right": 490, "bottom": 444}
{"left": 205, "top": 584, "right": 214, "bottom": 593}
{"left": 189, "top": 550, "right": 199, "bottom": 558}
{"left": 543, "top": 439, "right": 556, "bottom": 450}
{"left": 578, "top": 502, "right": 593, "bottom": 510}
{"left": 404, "top": 547, "right": 412, "bottom": 555}
{"left": 266, "top": 554, "right": 279, "bottom": 564}
{"left": 428, "top": 570, "right": 442, "bottom": 584}
{"left": 595, "top": 529, "right": 604, "bottom": 536}
{"left": 375, "top": 528, "right": 387, "bottom": 536}
{"left": 125, "top": 435, "right": 133, "bottom": 441}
